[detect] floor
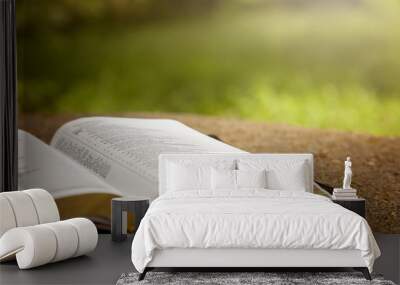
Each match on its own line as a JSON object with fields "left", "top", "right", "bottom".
{"left": 0, "top": 234, "right": 399, "bottom": 285}
{"left": 373, "top": 233, "right": 400, "bottom": 284}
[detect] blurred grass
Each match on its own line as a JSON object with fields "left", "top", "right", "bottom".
{"left": 18, "top": 0, "right": 400, "bottom": 136}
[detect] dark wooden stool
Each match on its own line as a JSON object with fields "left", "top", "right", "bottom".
{"left": 111, "top": 196, "right": 149, "bottom": 242}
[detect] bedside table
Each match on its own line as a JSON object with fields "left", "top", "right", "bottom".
{"left": 332, "top": 198, "right": 366, "bottom": 218}
{"left": 111, "top": 196, "right": 150, "bottom": 242}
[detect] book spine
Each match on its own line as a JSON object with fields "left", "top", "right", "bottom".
{"left": 333, "top": 190, "right": 357, "bottom": 193}
{"left": 333, "top": 195, "right": 358, "bottom": 199}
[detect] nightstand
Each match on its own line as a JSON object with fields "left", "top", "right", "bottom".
{"left": 111, "top": 196, "right": 150, "bottom": 242}
{"left": 332, "top": 198, "right": 366, "bottom": 218}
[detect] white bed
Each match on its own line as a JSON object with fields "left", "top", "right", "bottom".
{"left": 131, "top": 154, "right": 380, "bottom": 280}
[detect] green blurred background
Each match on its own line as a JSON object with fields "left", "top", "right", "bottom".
{"left": 17, "top": 0, "right": 400, "bottom": 136}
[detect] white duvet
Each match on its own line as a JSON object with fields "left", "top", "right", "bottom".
{"left": 131, "top": 190, "right": 380, "bottom": 273}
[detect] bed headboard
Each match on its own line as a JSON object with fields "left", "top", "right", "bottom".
{"left": 159, "top": 153, "right": 314, "bottom": 195}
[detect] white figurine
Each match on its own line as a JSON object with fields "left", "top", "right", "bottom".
{"left": 342, "top": 157, "right": 352, "bottom": 190}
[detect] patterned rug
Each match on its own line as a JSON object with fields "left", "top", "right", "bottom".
{"left": 116, "top": 272, "right": 396, "bottom": 285}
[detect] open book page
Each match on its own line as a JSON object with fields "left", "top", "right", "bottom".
{"left": 50, "top": 117, "right": 243, "bottom": 198}
{"left": 18, "top": 130, "right": 121, "bottom": 199}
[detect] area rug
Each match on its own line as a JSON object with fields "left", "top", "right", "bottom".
{"left": 116, "top": 272, "right": 395, "bottom": 285}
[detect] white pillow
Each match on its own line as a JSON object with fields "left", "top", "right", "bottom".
{"left": 211, "top": 169, "right": 236, "bottom": 190}
{"left": 167, "top": 163, "right": 212, "bottom": 191}
{"left": 165, "top": 159, "right": 236, "bottom": 193}
{"left": 211, "top": 169, "right": 268, "bottom": 190}
{"left": 236, "top": 169, "right": 267, "bottom": 189}
{"left": 238, "top": 159, "right": 309, "bottom": 191}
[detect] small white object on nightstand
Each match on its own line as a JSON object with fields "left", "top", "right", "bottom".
{"left": 333, "top": 157, "right": 358, "bottom": 199}
{"left": 343, "top": 156, "right": 352, "bottom": 190}
{"left": 333, "top": 188, "right": 358, "bottom": 200}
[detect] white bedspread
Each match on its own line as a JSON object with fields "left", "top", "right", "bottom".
{"left": 131, "top": 190, "right": 380, "bottom": 272}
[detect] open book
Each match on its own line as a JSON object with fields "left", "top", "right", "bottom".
{"left": 18, "top": 117, "right": 243, "bottom": 224}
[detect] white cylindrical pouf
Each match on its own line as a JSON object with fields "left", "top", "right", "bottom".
{"left": 1, "top": 192, "right": 39, "bottom": 227}
{"left": 0, "top": 226, "right": 57, "bottom": 269}
{"left": 0, "top": 218, "right": 98, "bottom": 269}
{"left": 43, "top": 221, "right": 79, "bottom": 262}
{"left": 0, "top": 196, "right": 17, "bottom": 237}
{"left": 66, "top": 218, "right": 98, "bottom": 257}
{"left": 24, "top": 189, "right": 60, "bottom": 224}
